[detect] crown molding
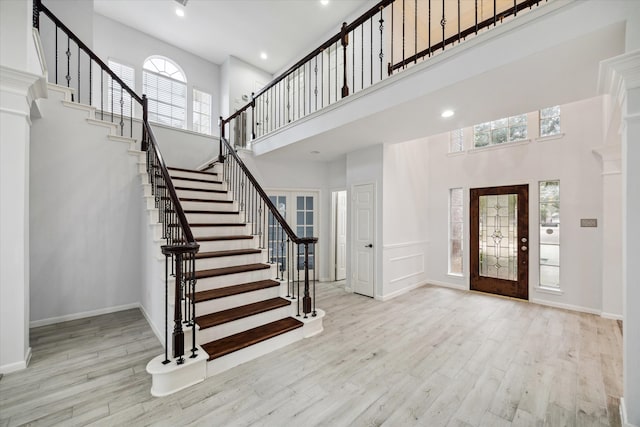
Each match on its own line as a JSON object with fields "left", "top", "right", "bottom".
{"left": 598, "top": 50, "right": 640, "bottom": 109}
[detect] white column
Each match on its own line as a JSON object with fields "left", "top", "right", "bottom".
{"left": 592, "top": 144, "right": 623, "bottom": 319}
{"left": 0, "top": 0, "right": 46, "bottom": 373}
{"left": 599, "top": 50, "right": 640, "bottom": 426}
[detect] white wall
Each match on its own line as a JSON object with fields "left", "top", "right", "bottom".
{"left": 346, "top": 144, "right": 384, "bottom": 298}
{"left": 93, "top": 14, "right": 221, "bottom": 136}
{"left": 424, "top": 96, "right": 606, "bottom": 314}
{"left": 29, "top": 89, "right": 141, "bottom": 323}
{"left": 381, "top": 140, "right": 429, "bottom": 299}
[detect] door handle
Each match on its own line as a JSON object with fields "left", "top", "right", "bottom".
{"left": 365, "top": 244, "right": 373, "bottom": 248}
{"left": 521, "top": 246, "right": 528, "bottom": 251}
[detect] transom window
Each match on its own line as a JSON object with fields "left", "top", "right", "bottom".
{"left": 474, "top": 114, "right": 528, "bottom": 148}
{"left": 450, "top": 128, "right": 464, "bottom": 153}
{"left": 540, "top": 106, "right": 561, "bottom": 137}
{"left": 143, "top": 56, "right": 187, "bottom": 129}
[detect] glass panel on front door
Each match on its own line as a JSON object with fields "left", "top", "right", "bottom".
{"left": 478, "top": 194, "right": 518, "bottom": 281}
{"left": 296, "top": 196, "right": 315, "bottom": 270}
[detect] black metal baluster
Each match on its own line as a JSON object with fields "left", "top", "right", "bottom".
{"left": 494, "top": 0, "right": 497, "bottom": 26}
{"left": 55, "top": 28, "right": 58, "bottom": 84}
{"left": 370, "top": 16, "right": 373, "bottom": 84}
{"left": 130, "top": 96, "right": 133, "bottom": 138}
{"left": 110, "top": 76, "right": 113, "bottom": 123}
{"left": 313, "top": 242, "right": 317, "bottom": 316}
{"left": 361, "top": 24, "right": 364, "bottom": 90}
{"left": 341, "top": 23, "right": 349, "bottom": 98}
{"left": 379, "top": 9, "right": 384, "bottom": 81}
{"left": 66, "top": 37, "right": 70, "bottom": 90}
{"left": 100, "top": 71, "right": 103, "bottom": 120}
{"left": 163, "top": 254, "right": 170, "bottom": 364}
{"left": 442, "top": 0, "right": 446, "bottom": 51}
{"left": 429, "top": 0, "right": 432, "bottom": 56}
{"left": 297, "top": 244, "right": 301, "bottom": 317}
{"left": 458, "top": 0, "right": 461, "bottom": 43}
{"left": 475, "top": 0, "right": 479, "bottom": 34}
{"left": 391, "top": 3, "right": 394, "bottom": 69}
{"left": 402, "top": 0, "right": 405, "bottom": 69}
{"left": 120, "top": 85, "right": 124, "bottom": 136}
{"left": 270, "top": 211, "right": 275, "bottom": 264}
{"left": 77, "top": 45, "right": 80, "bottom": 102}
{"left": 334, "top": 40, "right": 338, "bottom": 102}
{"left": 415, "top": 0, "right": 418, "bottom": 64}
{"left": 190, "top": 253, "right": 197, "bottom": 358}
{"left": 303, "top": 243, "right": 310, "bottom": 319}
{"left": 314, "top": 55, "right": 318, "bottom": 111}
{"left": 89, "top": 58, "right": 92, "bottom": 106}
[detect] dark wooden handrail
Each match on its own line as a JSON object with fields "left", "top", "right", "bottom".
{"left": 220, "top": 136, "right": 317, "bottom": 246}
{"left": 36, "top": 0, "right": 142, "bottom": 106}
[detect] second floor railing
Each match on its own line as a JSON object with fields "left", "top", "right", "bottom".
{"left": 221, "top": 0, "right": 548, "bottom": 147}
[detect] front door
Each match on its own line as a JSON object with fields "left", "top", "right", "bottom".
{"left": 470, "top": 185, "right": 529, "bottom": 300}
{"left": 352, "top": 183, "right": 375, "bottom": 297}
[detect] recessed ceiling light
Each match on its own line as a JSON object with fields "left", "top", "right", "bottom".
{"left": 260, "top": 52, "right": 268, "bottom": 60}
{"left": 175, "top": 7, "right": 185, "bottom": 17}
{"left": 441, "top": 109, "right": 454, "bottom": 118}
{"left": 320, "top": 0, "right": 329, "bottom": 5}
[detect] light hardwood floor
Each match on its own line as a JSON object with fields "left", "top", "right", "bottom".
{"left": 0, "top": 283, "right": 623, "bottom": 426}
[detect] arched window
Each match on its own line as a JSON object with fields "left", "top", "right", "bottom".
{"left": 143, "top": 56, "right": 187, "bottom": 129}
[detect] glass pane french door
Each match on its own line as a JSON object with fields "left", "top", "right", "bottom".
{"left": 470, "top": 185, "right": 529, "bottom": 300}
{"left": 267, "top": 192, "right": 318, "bottom": 275}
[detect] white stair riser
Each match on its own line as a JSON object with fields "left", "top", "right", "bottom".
{"left": 181, "top": 200, "right": 237, "bottom": 211}
{"left": 170, "top": 170, "right": 220, "bottom": 181}
{"left": 172, "top": 179, "right": 226, "bottom": 191}
{"left": 195, "top": 253, "right": 264, "bottom": 270}
{"left": 196, "top": 268, "right": 275, "bottom": 292}
{"left": 206, "top": 328, "right": 304, "bottom": 377}
{"left": 186, "top": 212, "right": 244, "bottom": 224}
{"left": 176, "top": 189, "right": 231, "bottom": 201}
{"left": 195, "top": 287, "right": 280, "bottom": 314}
{"left": 191, "top": 225, "right": 249, "bottom": 237}
{"left": 197, "top": 305, "right": 292, "bottom": 344}
{"left": 196, "top": 238, "right": 257, "bottom": 252}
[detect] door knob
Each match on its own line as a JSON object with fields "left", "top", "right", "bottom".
{"left": 365, "top": 244, "right": 373, "bottom": 248}
{"left": 521, "top": 246, "right": 527, "bottom": 251}
{"left": 521, "top": 237, "right": 528, "bottom": 243}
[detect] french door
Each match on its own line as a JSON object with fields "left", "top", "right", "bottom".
{"left": 267, "top": 191, "right": 318, "bottom": 276}
{"left": 470, "top": 185, "right": 529, "bottom": 300}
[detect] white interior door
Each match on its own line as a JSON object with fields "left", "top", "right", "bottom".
{"left": 352, "top": 183, "right": 375, "bottom": 297}
{"left": 336, "top": 191, "right": 347, "bottom": 281}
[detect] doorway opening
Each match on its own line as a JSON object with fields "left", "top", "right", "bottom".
{"left": 330, "top": 190, "right": 347, "bottom": 282}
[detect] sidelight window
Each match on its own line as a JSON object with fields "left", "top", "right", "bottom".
{"left": 539, "top": 180, "right": 560, "bottom": 288}
{"left": 449, "top": 188, "right": 463, "bottom": 275}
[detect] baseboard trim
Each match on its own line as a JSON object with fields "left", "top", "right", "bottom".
{"left": 138, "top": 303, "right": 165, "bottom": 346}
{"left": 427, "top": 280, "right": 468, "bottom": 291}
{"left": 530, "top": 298, "right": 601, "bottom": 316}
{"left": 29, "top": 303, "right": 140, "bottom": 328}
{"left": 379, "top": 281, "right": 428, "bottom": 301}
{"left": 601, "top": 312, "right": 623, "bottom": 321}
{"left": 0, "top": 347, "right": 32, "bottom": 374}
{"left": 619, "top": 397, "right": 638, "bottom": 427}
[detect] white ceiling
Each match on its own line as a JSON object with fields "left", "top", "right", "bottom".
{"left": 94, "top": 0, "right": 373, "bottom": 74}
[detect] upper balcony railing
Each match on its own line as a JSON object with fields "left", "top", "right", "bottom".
{"left": 221, "top": 0, "right": 548, "bottom": 148}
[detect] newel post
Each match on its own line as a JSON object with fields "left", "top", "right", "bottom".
{"left": 341, "top": 22, "right": 349, "bottom": 98}
{"left": 141, "top": 95, "right": 148, "bottom": 151}
{"left": 32, "top": 0, "right": 41, "bottom": 30}
{"left": 302, "top": 242, "right": 312, "bottom": 317}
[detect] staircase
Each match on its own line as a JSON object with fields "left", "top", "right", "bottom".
{"left": 167, "top": 167, "right": 307, "bottom": 377}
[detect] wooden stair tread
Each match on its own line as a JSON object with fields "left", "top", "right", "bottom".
{"left": 194, "top": 280, "right": 280, "bottom": 302}
{"left": 175, "top": 187, "right": 227, "bottom": 194}
{"left": 196, "top": 235, "right": 254, "bottom": 242}
{"left": 196, "top": 297, "right": 291, "bottom": 330}
{"left": 170, "top": 223, "right": 246, "bottom": 227}
{"left": 195, "top": 248, "right": 262, "bottom": 259}
{"left": 202, "top": 317, "right": 303, "bottom": 361}
{"left": 195, "top": 263, "right": 270, "bottom": 279}
{"left": 178, "top": 198, "right": 233, "bottom": 204}
{"left": 172, "top": 176, "right": 222, "bottom": 184}
{"left": 184, "top": 210, "right": 239, "bottom": 215}
{"left": 168, "top": 166, "right": 218, "bottom": 176}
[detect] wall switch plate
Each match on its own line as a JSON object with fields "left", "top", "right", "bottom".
{"left": 580, "top": 218, "right": 598, "bottom": 227}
